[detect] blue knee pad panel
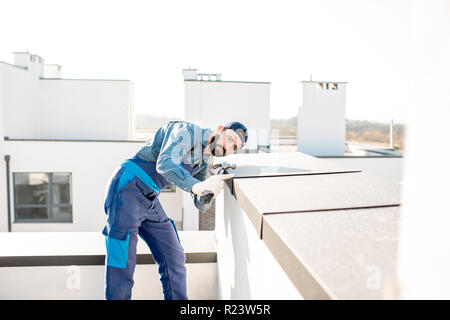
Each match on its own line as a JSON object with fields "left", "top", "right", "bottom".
{"left": 104, "top": 230, "right": 130, "bottom": 269}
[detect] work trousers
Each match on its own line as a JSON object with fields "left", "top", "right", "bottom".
{"left": 102, "top": 161, "right": 187, "bottom": 300}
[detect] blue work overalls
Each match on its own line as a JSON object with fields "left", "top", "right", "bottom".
{"left": 102, "top": 154, "right": 194, "bottom": 300}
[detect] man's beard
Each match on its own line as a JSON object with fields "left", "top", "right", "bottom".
{"left": 209, "top": 134, "right": 225, "bottom": 157}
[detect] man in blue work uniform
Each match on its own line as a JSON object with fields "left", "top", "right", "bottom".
{"left": 102, "top": 120, "right": 248, "bottom": 300}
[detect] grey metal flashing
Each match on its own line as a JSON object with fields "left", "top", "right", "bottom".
{"left": 232, "top": 169, "right": 362, "bottom": 180}
{"left": 225, "top": 170, "right": 362, "bottom": 197}
{"left": 4, "top": 137, "right": 143, "bottom": 143}
{"left": 184, "top": 79, "right": 271, "bottom": 84}
{"left": 262, "top": 203, "right": 400, "bottom": 215}
{"left": 0, "top": 252, "right": 217, "bottom": 267}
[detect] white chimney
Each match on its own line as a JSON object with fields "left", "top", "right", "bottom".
{"left": 13, "top": 51, "right": 32, "bottom": 69}
{"left": 182, "top": 68, "right": 198, "bottom": 80}
{"left": 12, "top": 51, "right": 45, "bottom": 77}
{"left": 298, "top": 80, "right": 347, "bottom": 156}
{"left": 44, "top": 64, "right": 63, "bottom": 79}
{"left": 32, "top": 54, "right": 45, "bottom": 78}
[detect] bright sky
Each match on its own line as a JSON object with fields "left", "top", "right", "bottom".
{"left": 1, "top": 0, "right": 413, "bottom": 123}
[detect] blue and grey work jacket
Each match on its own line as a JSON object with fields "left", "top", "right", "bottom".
{"left": 133, "top": 120, "right": 213, "bottom": 211}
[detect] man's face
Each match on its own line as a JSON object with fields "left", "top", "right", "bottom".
{"left": 209, "top": 129, "right": 243, "bottom": 157}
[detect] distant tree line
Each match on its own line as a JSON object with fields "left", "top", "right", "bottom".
{"left": 345, "top": 119, "right": 405, "bottom": 151}
{"left": 270, "top": 116, "right": 297, "bottom": 137}
{"left": 270, "top": 116, "right": 406, "bottom": 151}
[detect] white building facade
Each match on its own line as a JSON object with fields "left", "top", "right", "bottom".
{"left": 0, "top": 51, "right": 182, "bottom": 232}
{"left": 1, "top": 52, "right": 135, "bottom": 140}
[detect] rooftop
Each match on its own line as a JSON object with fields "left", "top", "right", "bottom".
{"left": 0, "top": 150, "right": 403, "bottom": 299}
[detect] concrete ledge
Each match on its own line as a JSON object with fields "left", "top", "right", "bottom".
{"left": 0, "top": 231, "right": 216, "bottom": 267}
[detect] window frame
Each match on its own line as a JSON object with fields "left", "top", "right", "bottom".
{"left": 12, "top": 172, "right": 73, "bottom": 223}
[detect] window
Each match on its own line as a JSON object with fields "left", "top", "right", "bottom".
{"left": 13, "top": 173, "right": 73, "bottom": 223}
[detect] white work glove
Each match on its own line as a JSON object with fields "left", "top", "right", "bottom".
{"left": 191, "top": 174, "right": 235, "bottom": 197}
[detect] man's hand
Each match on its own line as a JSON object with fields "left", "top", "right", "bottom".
{"left": 191, "top": 174, "right": 234, "bottom": 197}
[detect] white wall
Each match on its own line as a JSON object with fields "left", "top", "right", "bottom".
{"left": 1, "top": 140, "right": 182, "bottom": 232}
{"left": 298, "top": 82, "right": 346, "bottom": 156}
{"left": 215, "top": 184, "right": 303, "bottom": 299}
{"left": 0, "top": 263, "right": 216, "bottom": 299}
{"left": 321, "top": 157, "right": 404, "bottom": 183}
{"left": 184, "top": 81, "right": 271, "bottom": 150}
{"left": 0, "top": 62, "right": 36, "bottom": 138}
{"left": 38, "top": 79, "right": 134, "bottom": 140}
